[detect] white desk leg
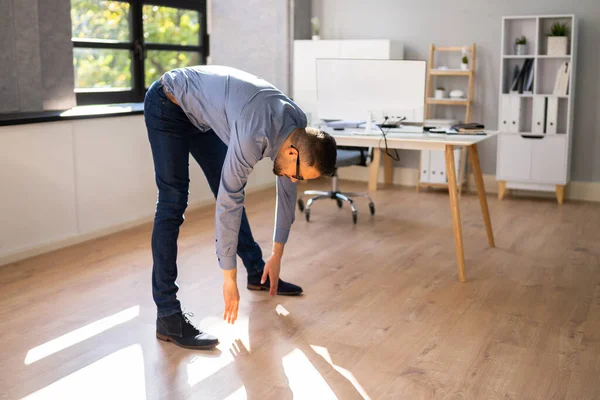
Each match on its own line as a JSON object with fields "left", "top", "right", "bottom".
{"left": 468, "top": 144, "right": 495, "bottom": 248}
{"left": 445, "top": 145, "right": 466, "bottom": 282}
{"left": 368, "top": 148, "right": 382, "bottom": 192}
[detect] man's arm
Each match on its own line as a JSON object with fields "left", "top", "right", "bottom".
{"left": 260, "top": 176, "right": 297, "bottom": 295}
{"left": 273, "top": 175, "right": 297, "bottom": 250}
{"left": 215, "top": 132, "right": 263, "bottom": 270}
{"left": 217, "top": 126, "right": 264, "bottom": 323}
{"left": 215, "top": 149, "right": 250, "bottom": 271}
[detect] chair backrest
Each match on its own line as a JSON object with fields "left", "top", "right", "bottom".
{"left": 337, "top": 145, "right": 373, "bottom": 167}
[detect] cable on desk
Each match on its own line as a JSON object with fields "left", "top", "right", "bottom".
{"left": 378, "top": 116, "right": 401, "bottom": 161}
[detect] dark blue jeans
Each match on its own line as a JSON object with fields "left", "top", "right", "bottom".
{"left": 144, "top": 79, "right": 265, "bottom": 317}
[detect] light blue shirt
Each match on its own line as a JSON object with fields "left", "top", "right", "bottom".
{"left": 160, "top": 66, "right": 307, "bottom": 270}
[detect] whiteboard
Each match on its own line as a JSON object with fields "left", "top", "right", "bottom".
{"left": 316, "top": 59, "right": 426, "bottom": 123}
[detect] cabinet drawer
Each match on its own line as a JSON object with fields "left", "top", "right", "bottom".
{"left": 497, "top": 134, "right": 532, "bottom": 181}
{"left": 531, "top": 136, "right": 567, "bottom": 183}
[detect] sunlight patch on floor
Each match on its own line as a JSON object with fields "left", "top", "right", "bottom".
{"left": 187, "top": 315, "right": 250, "bottom": 388}
{"left": 22, "top": 344, "right": 145, "bottom": 400}
{"left": 282, "top": 348, "right": 338, "bottom": 400}
{"left": 25, "top": 305, "right": 140, "bottom": 365}
{"left": 223, "top": 385, "right": 248, "bottom": 399}
{"left": 276, "top": 304, "right": 290, "bottom": 316}
{"left": 311, "top": 345, "right": 372, "bottom": 400}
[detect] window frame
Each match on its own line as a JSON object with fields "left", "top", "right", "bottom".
{"left": 72, "top": 0, "right": 208, "bottom": 105}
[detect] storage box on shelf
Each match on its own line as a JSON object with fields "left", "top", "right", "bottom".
{"left": 496, "top": 15, "right": 577, "bottom": 205}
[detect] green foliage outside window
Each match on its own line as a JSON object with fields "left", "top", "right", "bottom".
{"left": 71, "top": 0, "right": 200, "bottom": 90}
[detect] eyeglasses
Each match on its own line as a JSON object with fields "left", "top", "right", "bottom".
{"left": 290, "top": 145, "right": 304, "bottom": 181}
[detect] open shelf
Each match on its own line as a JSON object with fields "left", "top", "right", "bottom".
{"left": 502, "top": 58, "right": 535, "bottom": 94}
{"left": 536, "top": 57, "right": 571, "bottom": 95}
{"left": 521, "top": 97, "right": 533, "bottom": 132}
{"left": 538, "top": 16, "right": 573, "bottom": 56}
{"left": 556, "top": 97, "right": 568, "bottom": 134}
{"left": 503, "top": 17, "right": 537, "bottom": 56}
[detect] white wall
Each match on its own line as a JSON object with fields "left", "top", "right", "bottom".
{"left": 0, "top": 116, "right": 276, "bottom": 266}
{"left": 210, "top": 0, "right": 292, "bottom": 95}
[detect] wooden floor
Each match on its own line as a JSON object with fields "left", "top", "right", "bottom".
{"left": 1, "top": 180, "right": 600, "bottom": 400}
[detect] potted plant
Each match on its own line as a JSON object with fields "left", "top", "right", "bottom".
{"left": 311, "top": 17, "right": 320, "bottom": 40}
{"left": 460, "top": 55, "right": 469, "bottom": 70}
{"left": 434, "top": 87, "right": 446, "bottom": 99}
{"left": 515, "top": 36, "right": 527, "bottom": 55}
{"left": 547, "top": 22, "right": 569, "bottom": 56}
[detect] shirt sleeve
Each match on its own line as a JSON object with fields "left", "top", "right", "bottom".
{"left": 273, "top": 176, "right": 297, "bottom": 244}
{"left": 215, "top": 123, "right": 265, "bottom": 270}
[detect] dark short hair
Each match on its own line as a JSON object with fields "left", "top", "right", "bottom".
{"left": 293, "top": 127, "right": 337, "bottom": 176}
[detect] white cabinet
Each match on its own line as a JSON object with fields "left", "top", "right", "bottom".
{"left": 292, "top": 40, "right": 404, "bottom": 121}
{"left": 497, "top": 135, "right": 532, "bottom": 181}
{"left": 496, "top": 15, "right": 577, "bottom": 204}
{"left": 497, "top": 134, "right": 567, "bottom": 184}
{"left": 531, "top": 136, "right": 566, "bottom": 183}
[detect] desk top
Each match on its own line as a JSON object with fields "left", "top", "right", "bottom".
{"left": 321, "top": 127, "right": 497, "bottom": 151}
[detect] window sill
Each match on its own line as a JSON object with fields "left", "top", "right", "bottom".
{"left": 0, "top": 103, "right": 144, "bottom": 127}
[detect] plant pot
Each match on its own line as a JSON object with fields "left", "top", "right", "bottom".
{"left": 514, "top": 44, "right": 527, "bottom": 55}
{"left": 460, "top": 63, "right": 469, "bottom": 71}
{"left": 434, "top": 90, "right": 446, "bottom": 99}
{"left": 312, "top": 35, "right": 320, "bottom": 40}
{"left": 547, "top": 36, "right": 568, "bottom": 56}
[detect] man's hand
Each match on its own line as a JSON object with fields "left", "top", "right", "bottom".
{"left": 262, "top": 242, "right": 284, "bottom": 296}
{"left": 223, "top": 269, "right": 239, "bottom": 324}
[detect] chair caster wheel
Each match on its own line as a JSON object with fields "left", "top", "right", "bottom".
{"left": 369, "top": 202, "right": 375, "bottom": 216}
{"left": 336, "top": 199, "right": 343, "bottom": 208}
{"left": 352, "top": 211, "right": 357, "bottom": 224}
{"left": 305, "top": 209, "right": 310, "bottom": 222}
{"left": 298, "top": 199, "right": 305, "bottom": 212}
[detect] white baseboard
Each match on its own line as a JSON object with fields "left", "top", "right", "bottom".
{"left": 0, "top": 182, "right": 275, "bottom": 267}
{"left": 337, "top": 165, "right": 600, "bottom": 202}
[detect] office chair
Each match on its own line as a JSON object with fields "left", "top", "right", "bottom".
{"left": 297, "top": 146, "right": 375, "bottom": 224}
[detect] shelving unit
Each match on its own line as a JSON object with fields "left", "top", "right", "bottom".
{"left": 496, "top": 15, "right": 577, "bottom": 204}
{"left": 417, "top": 43, "right": 476, "bottom": 193}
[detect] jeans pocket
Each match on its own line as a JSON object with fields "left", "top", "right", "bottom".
{"left": 144, "top": 96, "right": 162, "bottom": 121}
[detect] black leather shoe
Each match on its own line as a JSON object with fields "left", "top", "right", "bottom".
{"left": 156, "top": 312, "right": 219, "bottom": 350}
{"left": 247, "top": 274, "right": 303, "bottom": 296}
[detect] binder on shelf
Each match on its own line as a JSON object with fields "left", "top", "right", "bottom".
{"left": 532, "top": 96, "right": 547, "bottom": 134}
{"left": 553, "top": 61, "right": 570, "bottom": 96}
{"left": 546, "top": 96, "right": 558, "bottom": 134}
{"left": 509, "top": 95, "right": 521, "bottom": 133}
{"left": 510, "top": 58, "right": 534, "bottom": 94}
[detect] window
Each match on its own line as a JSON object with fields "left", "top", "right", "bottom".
{"left": 71, "top": 0, "right": 207, "bottom": 105}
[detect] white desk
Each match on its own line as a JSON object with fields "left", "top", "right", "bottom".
{"left": 324, "top": 127, "right": 498, "bottom": 282}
